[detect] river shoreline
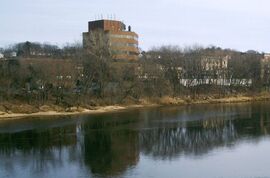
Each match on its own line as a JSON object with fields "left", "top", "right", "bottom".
{"left": 1, "top": 94, "right": 270, "bottom": 120}
{"left": 0, "top": 105, "right": 157, "bottom": 120}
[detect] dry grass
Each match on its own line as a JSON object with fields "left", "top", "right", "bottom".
{"left": 9, "top": 104, "right": 39, "bottom": 114}
{"left": 158, "top": 96, "right": 186, "bottom": 105}
{"left": 1, "top": 92, "right": 270, "bottom": 119}
{"left": 208, "top": 96, "right": 252, "bottom": 103}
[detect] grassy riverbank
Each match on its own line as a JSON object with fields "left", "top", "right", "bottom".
{"left": 1, "top": 93, "right": 270, "bottom": 120}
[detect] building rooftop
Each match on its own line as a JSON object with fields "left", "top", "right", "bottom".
{"left": 88, "top": 19, "right": 127, "bottom": 32}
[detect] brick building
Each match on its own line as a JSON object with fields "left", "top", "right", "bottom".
{"left": 83, "top": 19, "right": 139, "bottom": 60}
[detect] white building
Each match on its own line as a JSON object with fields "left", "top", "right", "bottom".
{"left": 0, "top": 53, "right": 4, "bottom": 59}
{"left": 10, "top": 52, "right": 17, "bottom": 57}
{"left": 201, "top": 55, "right": 230, "bottom": 71}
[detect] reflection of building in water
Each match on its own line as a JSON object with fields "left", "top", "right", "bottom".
{"left": 82, "top": 117, "right": 139, "bottom": 177}
{"left": 202, "top": 104, "right": 252, "bottom": 129}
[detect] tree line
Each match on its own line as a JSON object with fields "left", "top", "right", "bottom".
{"left": 1, "top": 41, "right": 83, "bottom": 58}
{"left": 0, "top": 41, "right": 269, "bottom": 107}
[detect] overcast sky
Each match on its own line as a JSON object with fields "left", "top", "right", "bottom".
{"left": 1, "top": 0, "right": 270, "bottom": 52}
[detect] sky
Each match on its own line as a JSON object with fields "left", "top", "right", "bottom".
{"left": 1, "top": 0, "right": 270, "bottom": 52}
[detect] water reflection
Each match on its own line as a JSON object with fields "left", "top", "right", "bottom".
{"left": 0, "top": 126, "right": 79, "bottom": 177}
{"left": 1, "top": 102, "right": 270, "bottom": 178}
{"left": 135, "top": 103, "right": 266, "bottom": 159}
{"left": 78, "top": 115, "right": 139, "bottom": 177}
{"left": 139, "top": 120, "right": 237, "bottom": 158}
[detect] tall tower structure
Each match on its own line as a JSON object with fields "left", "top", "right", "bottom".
{"left": 83, "top": 19, "right": 139, "bottom": 60}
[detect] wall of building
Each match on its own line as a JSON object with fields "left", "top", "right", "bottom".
{"left": 83, "top": 20, "right": 139, "bottom": 61}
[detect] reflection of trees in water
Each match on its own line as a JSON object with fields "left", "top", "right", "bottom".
{"left": 1, "top": 103, "right": 270, "bottom": 177}
{"left": 0, "top": 114, "right": 141, "bottom": 178}
{"left": 139, "top": 120, "right": 237, "bottom": 159}
{"left": 139, "top": 113, "right": 270, "bottom": 159}
{"left": 138, "top": 103, "right": 252, "bottom": 124}
{"left": 0, "top": 126, "right": 77, "bottom": 152}
{"left": 0, "top": 125, "right": 79, "bottom": 175}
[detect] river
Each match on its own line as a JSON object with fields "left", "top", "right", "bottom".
{"left": 0, "top": 102, "right": 270, "bottom": 178}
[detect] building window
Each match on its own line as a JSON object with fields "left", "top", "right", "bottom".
{"left": 111, "top": 42, "right": 138, "bottom": 48}
{"left": 110, "top": 34, "right": 138, "bottom": 40}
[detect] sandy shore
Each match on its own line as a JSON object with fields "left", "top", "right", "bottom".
{"left": 1, "top": 95, "right": 270, "bottom": 120}
{"left": 0, "top": 105, "right": 155, "bottom": 120}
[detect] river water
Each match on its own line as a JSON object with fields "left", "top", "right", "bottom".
{"left": 1, "top": 102, "right": 270, "bottom": 178}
